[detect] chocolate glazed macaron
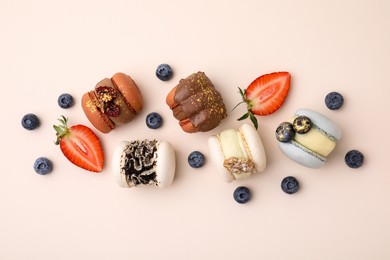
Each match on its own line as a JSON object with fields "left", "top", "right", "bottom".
{"left": 113, "top": 139, "right": 176, "bottom": 188}
{"left": 276, "top": 108, "right": 342, "bottom": 168}
{"left": 166, "top": 72, "right": 227, "bottom": 133}
{"left": 208, "top": 124, "right": 267, "bottom": 182}
{"left": 81, "top": 72, "right": 143, "bottom": 133}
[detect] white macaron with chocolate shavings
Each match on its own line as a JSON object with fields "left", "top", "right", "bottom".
{"left": 113, "top": 139, "right": 176, "bottom": 188}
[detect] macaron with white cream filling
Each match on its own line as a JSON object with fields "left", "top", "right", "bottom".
{"left": 208, "top": 124, "right": 266, "bottom": 182}
{"left": 276, "top": 108, "right": 342, "bottom": 168}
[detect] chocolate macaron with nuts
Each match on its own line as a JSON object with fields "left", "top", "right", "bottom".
{"left": 82, "top": 72, "right": 143, "bottom": 133}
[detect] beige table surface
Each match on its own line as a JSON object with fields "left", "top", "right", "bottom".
{"left": 1, "top": 0, "right": 389, "bottom": 259}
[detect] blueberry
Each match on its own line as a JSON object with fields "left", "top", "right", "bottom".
{"left": 325, "top": 92, "right": 344, "bottom": 110}
{"left": 156, "top": 64, "right": 173, "bottom": 81}
{"left": 275, "top": 122, "right": 295, "bottom": 142}
{"left": 21, "top": 113, "right": 40, "bottom": 130}
{"left": 281, "top": 176, "right": 299, "bottom": 194}
{"left": 345, "top": 150, "right": 364, "bottom": 168}
{"left": 58, "top": 93, "right": 74, "bottom": 109}
{"left": 293, "top": 116, "right": 312, "bottom": 134}
{"left": 33, "top": 157, "right": 53, "bottom": 175}
{"left": 233, "top": 186, "right": 251, "bottom": 204}
{"left": 146, "top": 112, "right": 163, "bottom": 129}
{"left": 188, "top": 151, "right": 205, "bottom": 168}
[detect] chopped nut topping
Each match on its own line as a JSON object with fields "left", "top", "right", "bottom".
{"left": 223, "top": 157, "right": 255, "bottom": 175}
{"left": 101, "top": 93, "right": 113, "bottom": 102}
{"left": 96, "top": 86, "right": 117, "bottom": 101}
{"left": 95, "top": 86, "right": 120, "bottom": 117}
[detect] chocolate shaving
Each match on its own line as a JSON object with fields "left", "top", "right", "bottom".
{"left": 120, "top": 140, "right": 159, "bottom": 186}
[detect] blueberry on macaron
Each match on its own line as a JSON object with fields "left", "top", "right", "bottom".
{"left": 275, "top": 122, "right": 295, "bottom": 142}
{"left": 233, "top": 186, "right": 251, "bottom": 204}
{"left": 21, "top": 113, "right": 40, "bottom": 130}
{"left": 188, "top": 151, "right": 205, "bottom": 168}
{"left": 292, "top": 116, "right": 312, "bottom": 134}
{"left": 33, "top": 157, "right": 53, "bottom": 175}
{"left": 58, "top": 93, "right": 74, "bottom": 109}
{"left": 325, "top": 92, "right": 344, "bottom": 110}
{"left": 156, "top": 64, "right": 173, "bottom": 81}
{"left": 146, "top": 112, "right": 163, "bottom": 129}
{"left": 281, "top": 176, "right": 299, "bottom": 194}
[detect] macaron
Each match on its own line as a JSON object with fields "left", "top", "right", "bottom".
{"left": 166, "top": 72, "right": 227, "bottom": 133}
{"left": 208, "top": 124, "right": 267, "bottom": 182}
{"left": 276, "top": 108, "right": 342, "bottom": 168}
{"left": 81, "top": 72, "right": 143, "bottom": 134}
{"left": 113, "top": 139, "right": 176, "bottom": 188}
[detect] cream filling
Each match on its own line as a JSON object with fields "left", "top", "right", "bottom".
{"left": 289, "top": 117, "right": 336, "bottom": 157}
{"left": 219, "top": 129, "right": 254, "bottom": 179}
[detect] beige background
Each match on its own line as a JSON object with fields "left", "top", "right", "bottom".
{"left": 1, "top": 0, "right": 389, "bottom": 259}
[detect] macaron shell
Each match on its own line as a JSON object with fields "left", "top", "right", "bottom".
{"left": 155, "top": 141, "right": 176, "bottom": 188}
{"left": 112, "top": 141, "right": 131, "bottom": 188}
{"left": 208, "top": 136, "right": 235, "bottom": 182}
{"left": 166, "top": 86, "right": 177, "bottom": 109}
{"left": 295, "top": 108, "right": 342, "bottom": 141}
{"left": 112, "top": 72, "right": 143, "bottom": 113}
{"left": 239, "top": 123, "right": 267, "bottom": 173}
{"left": 81, "top": 91, "right": 115, "bottom": 134}
{"left": 278, "top": 141, "right": 325, "bottom": 168}
{"left": 179, "top": 118, "right": 198, "bottom": 133}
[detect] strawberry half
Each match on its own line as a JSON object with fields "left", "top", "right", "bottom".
{"left": 54, "top": 116, "right": 104, "bottom": 172}
{"left": 235, "top": 72, "right": 291, "bottom": 129}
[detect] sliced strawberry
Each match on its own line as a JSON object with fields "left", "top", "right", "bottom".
{"left": 236, "top": 72, "right": 291, "bottom": 128}
{"left": 54, "top": 116, "right": 104, "bottom": 172}
{"left": 246, "top": 72, "right": 291, "bottom": 115}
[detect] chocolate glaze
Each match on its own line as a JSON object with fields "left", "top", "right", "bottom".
{"left": 173, "top": 72, "right": 227, "bottom": 132}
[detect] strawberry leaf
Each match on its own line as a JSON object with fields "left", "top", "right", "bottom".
{"left": 238, "top": 87, "right": 246, "bottom": 97}
{"left": 234, "top": 87, "right": 259, "bottom": 128}
{"left": 232, "top": 101, "right": 246, "bottom": 111}
{"left": 249, "top": 113, "right": 258, "bottom": 129}
{"left": 237, "top": 113, "right": 250, "bottom": 121}
{"left": 53, "top": 116, "right": 70, "bottom": 145}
